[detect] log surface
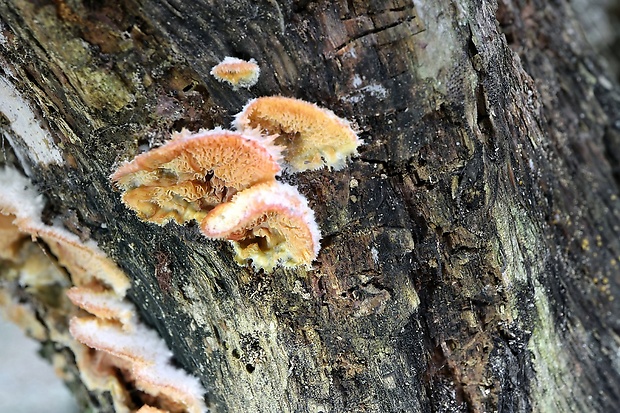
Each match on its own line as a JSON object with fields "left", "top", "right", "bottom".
{"left": 1, "top": 0, "right": 619, "bottom": 412}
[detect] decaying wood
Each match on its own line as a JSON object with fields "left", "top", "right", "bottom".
{"left": 1, "top": 0, "right": 619, "bottom": 412}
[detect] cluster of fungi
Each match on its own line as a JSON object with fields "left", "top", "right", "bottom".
{"left": 0, "top": 168, "right": 206, "bottom": 413}
{"left": 0, "top": 58, "right": 360, "bottom": 413}
{"left": 112, "top": 91, "right": 361, "bottom": 272}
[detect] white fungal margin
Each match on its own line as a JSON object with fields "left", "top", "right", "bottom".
{"left": 210, "top": 56, "right": 260, "bottom": 89}
{"left": 0, "top": 166, "right": 207, "bottom": 413}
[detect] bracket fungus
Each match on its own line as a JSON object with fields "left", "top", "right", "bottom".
{"left": 67, "top": 277, "right": 208, "bottom": 413}
{"left": 111, "top": 128, "right": 282, "bottom": 225}
{"left": 200, "top": 181, "right": 321, "bottom": 271}
{"left": 0, "top": 167, "right": 129, "bottom": 295}
{"left": 137, "top": 407, "right": 169, "bottom": 413}
{"left": 66, "top": 286, "right": 136, "bottom": 327}
{"left": 69, "top": 316, "right": 207, "bottom": 413}
{"left": 210, "top": 56, "right": 260, "bottom": 90}
{"left": 112, "top": 93, "right": 361, "bottom": 271}
{"left": 234, "top": 96, "right": 361, "bottom": 172}
{"left": 0, "top": 166, "right": 206, "bottom": 413}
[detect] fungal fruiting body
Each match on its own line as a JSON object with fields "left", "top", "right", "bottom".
{"left": 111, "top": 128, "right": 282, "bottom": 225}
{"left": 201, "top": 181, "right": 321, "bottom": 271}
{"left": 68, "top": 289, "right": 208, "bottom": 413}
{"left": 112, "top": 95, "right": 362, "bottom": 271}
{"left": 0, "top": 212, "right": 28, "bottom": 260}
{"left": 136, "top": 407, "right": 168, "bottom": 413}
{"left": 66, "top": 286, "right": 135, "bottom": 327}
{"left": 0, "top": 167, "right": 130, "bottom": 295}
{"left": 40, "top": 230, "right": 131, "bottom": 296}
{"left": 210, "top": 57, "right": 260, "bottom": 89}
{"left": 234, "top": 96, "right": 361, "bottom": 172}
{"left": 1, "top": 166, "right": 207, "bottom": 413}
{"left": 69, "top": 317, "right": 206, "bottom": 413}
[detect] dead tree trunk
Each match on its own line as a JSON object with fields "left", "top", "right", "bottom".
{"left": 1, "top": 0, "right": 620, "bottom": 412}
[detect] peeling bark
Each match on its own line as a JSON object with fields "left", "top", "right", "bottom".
{"left": 1, "top": 0, "right": 620, "bottom": 412}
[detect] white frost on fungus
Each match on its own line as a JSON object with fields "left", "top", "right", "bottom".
{"left": 66, "top": 287, "right": 136, "bottom": 328}
{"left": 0, "top": 165, "right": 45, "bottom": 221}
{"left": 0, "top": 75, "right": 64, "bottom": 169}
{"left": 0, "top": 166, "right": 207, "bottom": 413}
{"left": 201, "top": 181, "right": 321, "bottom": 271}
{"left": 111, "top": 127, "right": 282, "bottom": 226}
{"left": 135, "top": 406, "right": 168, "bottom": 413}
{"left": 69, "top": 318, "right": 173, "bottom": 367}
{"left": 210, "top": 56, "right": 260, "bottom": 90}
{"left": 0, "top": 166, "right": 130, "bottom": 296}
{"left": 233, "top": 96, "right": 361, "bottom": 172}
{"left": 70, "top": 317, "right": 207, "bottom": 413}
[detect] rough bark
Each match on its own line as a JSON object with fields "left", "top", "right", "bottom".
{"left": 1, "top": 0, "right": 620, "bottom": 412}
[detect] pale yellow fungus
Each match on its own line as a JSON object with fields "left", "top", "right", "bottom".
{"left": 70, "top": 317, "right": 206, "bottom": 413}
{"left": 0, "top": 166, "right": 206, "bottom": 413}
{"left": 66, "top": 286, "right": 135, "bottom": 328}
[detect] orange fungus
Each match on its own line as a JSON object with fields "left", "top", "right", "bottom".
{"left": 210, "top": 57, "right": 260, "bottom": 89}
{"left": 234, "top": 96, "right": 361, "bottom": 172}
{"left": 111, "top": 128, "right": 282, "bottom": 225}
{"left": 200, "top": 181, "right": 321, "bottom": 271}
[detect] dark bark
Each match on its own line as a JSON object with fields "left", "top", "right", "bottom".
{"left": 1, "top": 0, "right": 620, "bottom": 412}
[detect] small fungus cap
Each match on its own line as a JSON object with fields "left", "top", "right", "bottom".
{"left": 210, "top": 57, "right": 260, "bottom": 90}
{"left": 111, "top": 128, "right": 282, "bottom": 225}
{"left": 200, "top": 181, "right": 321, "bottom": 271}
{"left": 234, "top": 96, "right": 361, "bottom": 172}
{"left": 67, "top": 286, "right": 135, "bottom": 328}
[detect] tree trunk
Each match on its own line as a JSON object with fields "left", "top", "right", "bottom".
{"left": 1, "top": 0, "right": 619, "bottom": 412}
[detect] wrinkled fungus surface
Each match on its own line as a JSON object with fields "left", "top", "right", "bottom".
{"left": 70, "top": 317, "right": 206, "bottom": 413}
{"left": 66, "top": 286, "right": 135, "bottom": 327}
{"left": 201, "top": 181, "right": 321, "bottom": 271}
{"left": 111, "top": 128, "right": 282, "bottom": 225}
{"left": 113, "top": 93, "right": 361, "bottom": 270}
{"left": 0, "top": 166, "right": 206, "bottom": 413}
{"left": 234, "top": 96, "right": 361, "bottom": 172}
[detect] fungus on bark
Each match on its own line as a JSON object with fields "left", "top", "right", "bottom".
{"left": 66, "top": 286, "right": 135, "bottom": 327}
{"left": 111, "top": 128, "right": 282, "bottom": 225}
{"left": 70, "top": 317, "right": 207, "bottom": 413}
{"left": 210, "top": 57, "right": 260, "bottom": 90}
{"left": 0, "top": 166, "right": 207, "bottom": 413}
{"left": 233, "top": 96, "right": 361, "bottom": 172}
{"left": 136, "top": 404, "right": 169, "bottom": 413}
{"left": 0, "top": 213, "right": 28, "bottom": 261}
{"left": 136, "top": 406, "right": 168, "bottom": 413}
{"left": 200, "top": 181, "right": 321, "bottom": 271}
{"left": 0, "top": 166, "right": 130, "bottom": 295}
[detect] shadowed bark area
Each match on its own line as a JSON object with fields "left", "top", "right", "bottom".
{"left": 1, "top": 0, "right": 619, "bottom": 412}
